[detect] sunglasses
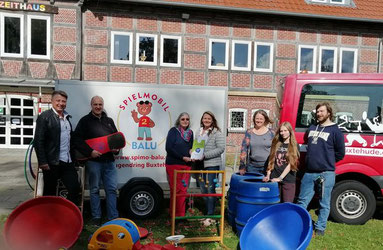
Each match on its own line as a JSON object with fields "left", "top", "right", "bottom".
{"left": 181, "top": 118, "right": 190, "bottom": 121}
{"left": 139, "top": 100, "right": 150, "bottom": 105}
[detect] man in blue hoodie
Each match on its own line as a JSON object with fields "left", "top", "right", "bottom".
{"left": 297, "top": 102, "right": 345, "bottom": 236}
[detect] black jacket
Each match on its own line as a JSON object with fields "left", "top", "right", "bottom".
{"left": 34, "top": 109, "right": 74, "bottom": 166}
{"left": 73, "top": 112, "right": 118, "bottom": 161}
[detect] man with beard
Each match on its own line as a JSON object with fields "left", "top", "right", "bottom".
{"left": 297, "top": 102, "right": 345, "bottom": 236}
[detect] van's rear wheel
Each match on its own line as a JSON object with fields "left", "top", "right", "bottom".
{"left": 119, "top": 185, "right": 161, "bottom": 219}
{"left": 330, "top": 180, "right": 376, "bottom": 225}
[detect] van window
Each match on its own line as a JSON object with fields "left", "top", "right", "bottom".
{"left": 296, "top": 84, "right": 383, "bottom": 134}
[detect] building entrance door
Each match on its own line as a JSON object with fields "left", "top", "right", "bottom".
{"left": 0, "top": 95, "right": 37, "bottom": 148}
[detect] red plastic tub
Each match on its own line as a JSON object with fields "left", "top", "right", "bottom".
{"left": 3, "top": 196, "right": 83, "bottom": 250}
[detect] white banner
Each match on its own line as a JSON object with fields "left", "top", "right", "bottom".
{"left": 57, "top": 80, "right": 228, "bottom": 188}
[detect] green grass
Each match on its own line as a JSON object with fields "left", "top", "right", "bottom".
{"left": 73, "top": 198, "right": 238, "bottom": 249}
{"left": 0, "top": 214, "right": 8, "bottom": 249}
{"left": 2, "top": 202, "right": 383, "bottom": 249}
{"left": 58, "top": 201, "right": 383, "bottom": 249}
{"left": 307, "top": 210, "right": 383, "bottom": 250}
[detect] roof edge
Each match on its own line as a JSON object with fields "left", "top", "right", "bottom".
{"left": 0, "top": 79, "right": 55, "bottom": 88}
{"left": 114, "top": 0, "right": 383, "bottom": 23}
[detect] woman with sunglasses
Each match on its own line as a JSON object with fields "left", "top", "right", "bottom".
{"left": 195, "top": 111, "right": 225, "bottom": 225}
{"left": 165, "top": 112, "right": 193, "bottom": 217}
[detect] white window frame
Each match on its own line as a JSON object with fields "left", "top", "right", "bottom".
{"left": 330, "top": 0, "right": 345, "bottom": 4}
{"left": 208, "top": 39, "right": 229, "bottom": 70}
{"left": 231, "top": 40, "right": 251, "bottom": 71}
{"left": 298, "top": 45, "right": 317, "bottom": 73}
{"left": 319, "top": 46, "right": 337, "bottom": 73}
{"left": 27, "top": 15, "right": 50, "bottom": 59}
{"left": 312, "top": 0, "right": 326, "bottom": 2}
{"left": 228, "top": 108, "right": 247, "bottom": 132}
{"left": 339, "top": 48, "right": 358, "bottom": 73}
{"left": 254, "top": 42, "right": 274, "bottom": 72}
{"left": 160, "top": 35, "right": 181, "bottom": 67}
{"left": 136, "top": 33, "right": 157, "bottom": 66}
{"left": 0, "top": 95, "right": 38, "bottom": 149}
{"left": 111, "top": 31, "right": 133, "bottom": 64}
{"left": 1, "top": 13, "right": 24, "bottom": 58}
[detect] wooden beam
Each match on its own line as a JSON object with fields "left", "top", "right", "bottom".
{"left": 180, "top": 236, "right": 222, "bottom": 243}
{"left": 171, "top": 170, "right": 226, "bottom": 245}
{"left": 228, "top": 91, "right": 277, "bottom": 98}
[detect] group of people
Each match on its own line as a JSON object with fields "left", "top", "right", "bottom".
{"left": 165, "top": 111, "right": 225, "bottom": 226}
{"left": 239, "top": 103, "right": 345, "bottom": 236}
{"left": 239, "top": 109, "right": 299, "bottom": 203}
{"left": 34, "top": 91, "right": 345, "bottom": 236}
{"left": 34, "top": 91, "right": 226, "bottom": 227}
{"left": 34, "top": 91, "right": 119, "bottom": 226}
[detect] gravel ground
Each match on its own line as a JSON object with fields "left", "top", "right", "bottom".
{"left": 0, "top": 148, "right": 35, "bottom": 215}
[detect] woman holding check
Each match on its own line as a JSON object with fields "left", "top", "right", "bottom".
{"left": 193, "top": 111, "right": 225, "bottom": 220}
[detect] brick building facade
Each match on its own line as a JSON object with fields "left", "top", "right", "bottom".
{"left": 0, "top": 0, "right": 382, "bottom": 148}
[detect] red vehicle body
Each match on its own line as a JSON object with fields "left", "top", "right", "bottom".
{"left": 280, "top": 73, "right": 383, "bottom": 225}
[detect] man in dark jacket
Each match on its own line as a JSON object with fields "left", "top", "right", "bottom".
{"left": 297, "top": 102, "right": 345, "bottom": 236}
{"left": 34, "top": 90, "right": 80, "bottom": 204}
{"left": 73, "top": 96, "right": 119, "bottom": 225}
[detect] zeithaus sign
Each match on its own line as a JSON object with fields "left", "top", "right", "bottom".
{"left": 0, "top": 1, "right": 58, "bottom": 14}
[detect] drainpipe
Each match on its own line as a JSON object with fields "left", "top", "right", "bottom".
{"left": 78, "top": 0, "right": 84, "bottom": 80}
{"left": 378, "top": 39, "right": 382, "bottom": 73}
{"left": 38, "top": 86, "right": 42, "bottom": 114}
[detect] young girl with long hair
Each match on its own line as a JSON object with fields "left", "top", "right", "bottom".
{"left": 263, "top": 122, "right": 300, "bottom": 203}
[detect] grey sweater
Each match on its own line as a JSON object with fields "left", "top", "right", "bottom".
{"left": 203, "top": 128, "right": 225, "bottom": 168}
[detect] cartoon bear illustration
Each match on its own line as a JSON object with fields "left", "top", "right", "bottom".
{"left": 131, "top": 100, "right": 155, "bottom": 141}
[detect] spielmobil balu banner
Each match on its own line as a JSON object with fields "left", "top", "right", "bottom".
{"left": 57, "top": 80, "right": 227, "bottom": 188}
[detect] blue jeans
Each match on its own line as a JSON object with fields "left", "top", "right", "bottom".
{"left": 87, "top": 160, "right": 119, "bottom": 220}
{"left": 246, "top": 163, "right": 264, "bottom": 175}
{"left": 198, "top": 166, "right": 219, "bottom": 215}
{"left": 297, "top": 171, "right": 336, "bottom": 231}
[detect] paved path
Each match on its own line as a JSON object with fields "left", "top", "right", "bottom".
{"left": 0, "top": 148, "right": 35, "bottom": 215}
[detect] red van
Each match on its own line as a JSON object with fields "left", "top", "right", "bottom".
{"left": 280, "top": 73, "right": 383, "bottom": 225}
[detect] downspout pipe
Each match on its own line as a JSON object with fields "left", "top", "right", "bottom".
{"left": 78, "top": 0, "right": 84, "bottom": 80}
{"left": 378, "top": 39, "right": 382, "bottom": 73}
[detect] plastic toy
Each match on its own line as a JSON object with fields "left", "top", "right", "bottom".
{"left": 88, "top": 218, "right": 140, "bottom": 250}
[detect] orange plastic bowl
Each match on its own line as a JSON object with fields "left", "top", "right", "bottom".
{"left": 3, "top": 196, "right": 83, "bottom": 250}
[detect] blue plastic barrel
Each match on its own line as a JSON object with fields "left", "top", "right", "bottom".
{"left": 235, "top": 179, "right": 279, "bottom": 236}
{"left": 227, "top": 172, "right": 263, "bottom": 227}
{"left": 240, "top": 203, "right": 313, "bottom": 250}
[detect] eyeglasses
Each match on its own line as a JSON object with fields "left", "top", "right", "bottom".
{"left": 181, "top": 118, "right": 190, "bottom": 121}
{"left": 139, "top": 100, "right": 150, "bottom": 105}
